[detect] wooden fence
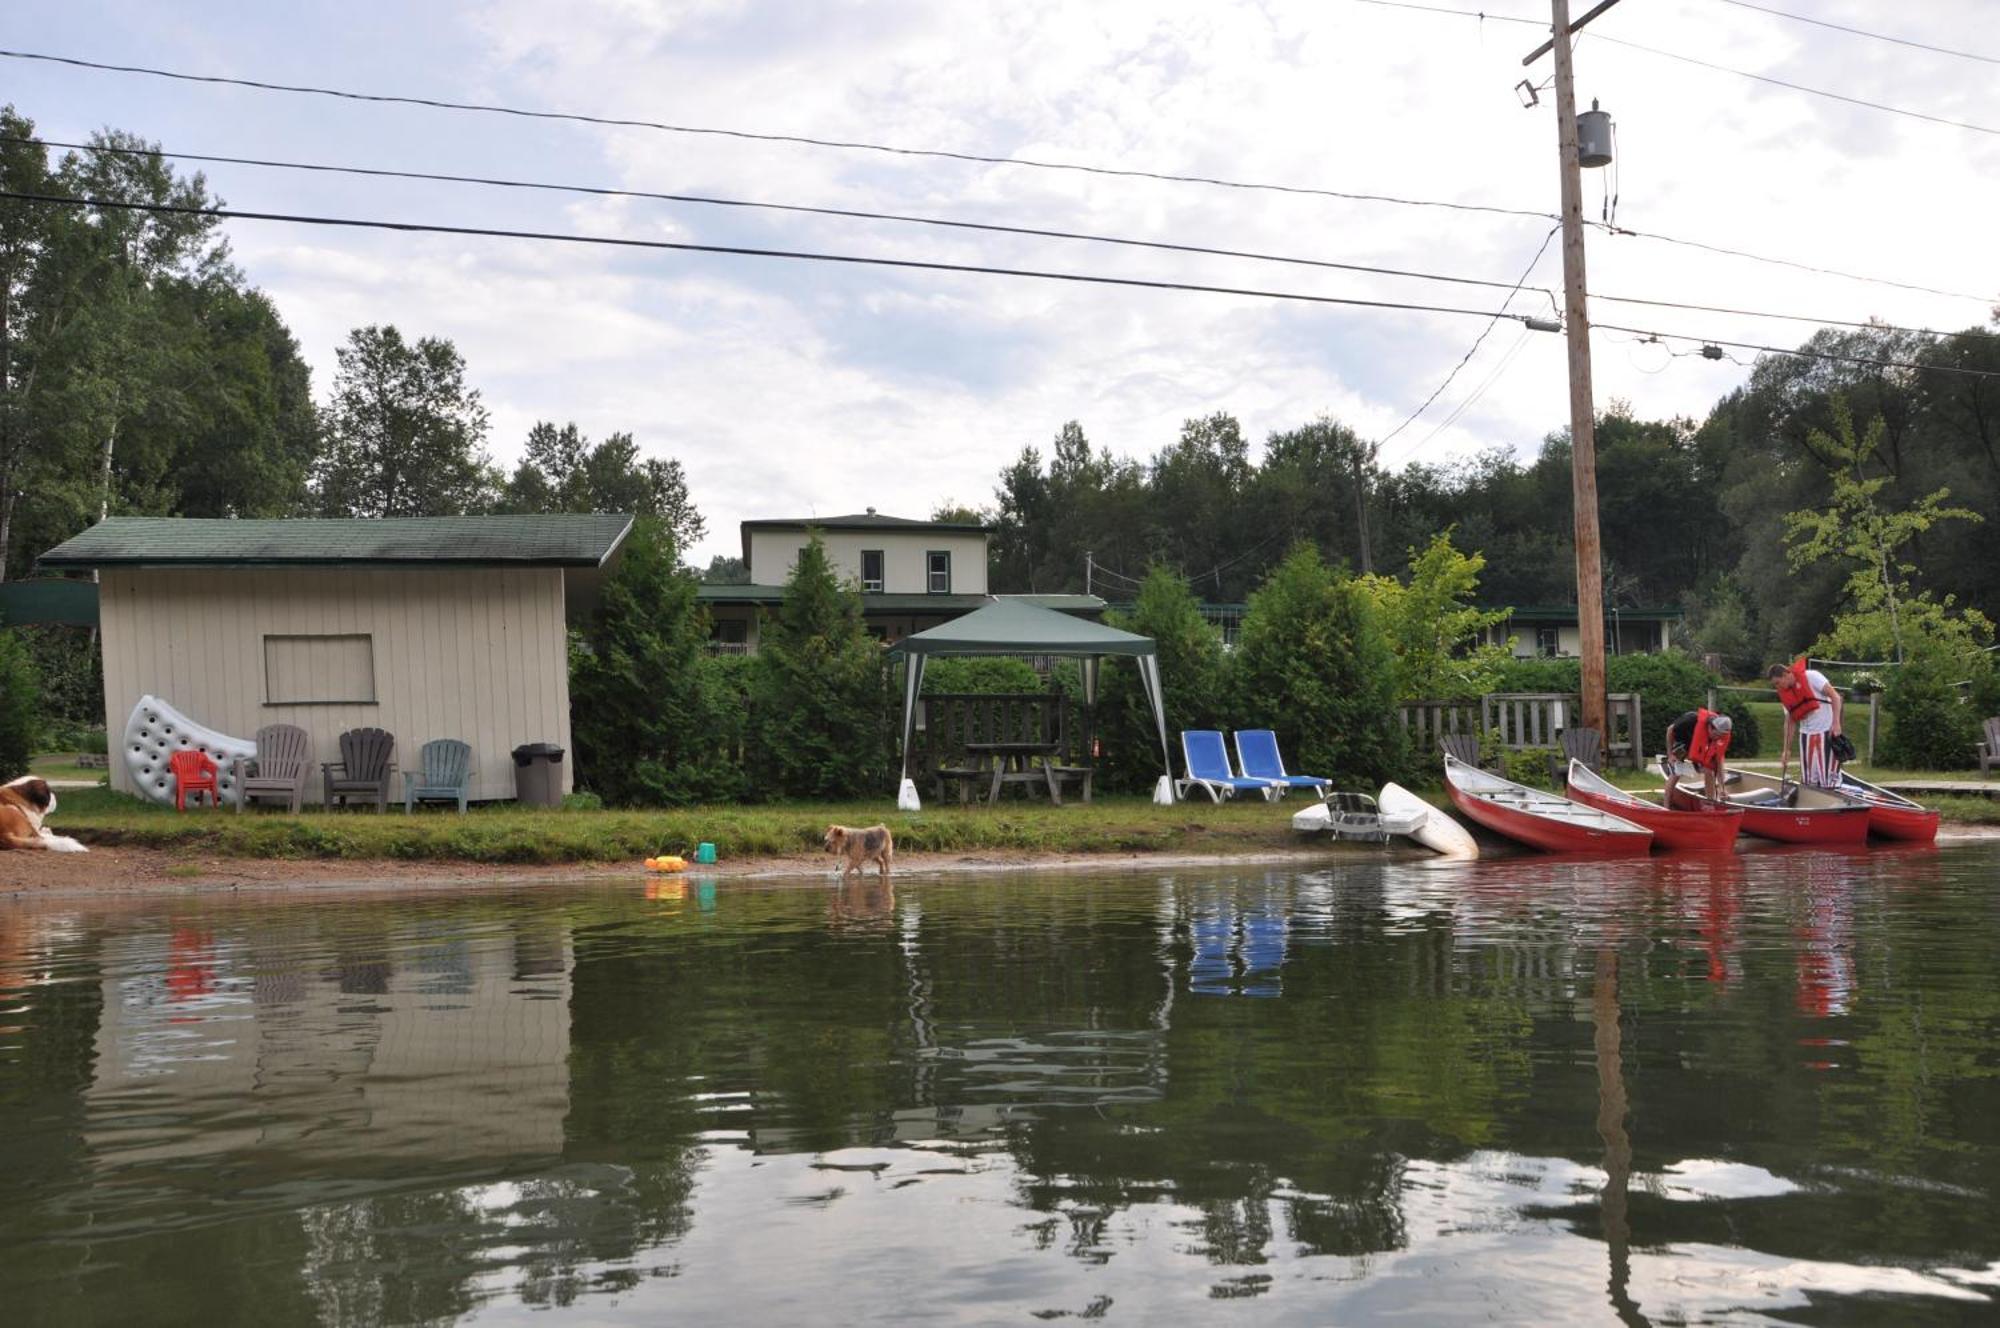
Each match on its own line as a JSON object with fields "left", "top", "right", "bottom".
{"left": 1399, "top": 691, "right": 1645, "bottom": 769}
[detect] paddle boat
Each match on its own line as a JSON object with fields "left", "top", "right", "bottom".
{"left": 1835, "top": 771, "right": 1941, "bottom": 842}
{"left": 1660, "top": 764, "right": 1871, "bottom": 845}
{"left": 1289, "top": 790, "right": 1428, "bottom": 844}
{"left": 1443, "top": 755, "right": 1653, "bottom": 856}
{"left": 1564, "top": 759, "right": 1743, "bottom": 852}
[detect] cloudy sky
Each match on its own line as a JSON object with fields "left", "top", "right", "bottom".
{"left": 9, "top": 0, "right": 1997, "bottom": 565}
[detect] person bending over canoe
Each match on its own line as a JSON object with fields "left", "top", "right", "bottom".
{"left": 1662, "top": 708, "right": 1733, "bottom": 802}
{"left": 1770, "top": 658, "right": 1844, "bottom": 788}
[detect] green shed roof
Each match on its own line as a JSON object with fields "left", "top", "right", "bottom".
{"left": 37, "top": 515, "right": 635, "bottom": 570}
{"left": 890, "top": 598, "right": 1154, "bottom": 657}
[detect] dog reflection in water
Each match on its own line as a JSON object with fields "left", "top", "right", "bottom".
{"left": 830, "top": 877, "right": 895, "bottom": 930}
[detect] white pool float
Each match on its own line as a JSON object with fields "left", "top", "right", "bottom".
{"left": 122, "top": 695, "right": 257, "bottom": 807}
{"left": 1378, "top": 782, "right": 1479, "bottom": 859}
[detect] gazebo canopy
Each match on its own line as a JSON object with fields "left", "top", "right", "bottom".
{"left": 889, "top": 598, "right": 1173, "bottom": 808}
{"left": 889, "top": 598, "right": 1156, "bottom": 658}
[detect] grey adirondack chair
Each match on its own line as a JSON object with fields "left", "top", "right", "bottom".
{"left": 404, "top": 739, "right": 473, "bottom": 813}
{"left": 1549, "top": 726, "right": 1604, "bottom": 784}
{"left": 1439, "top": 732, "right": 1484, "bottom": 770}
{"left": 236, "top": 723, "right": 312, "bottom": 813}
{"left": 322, "top": 727, "right": 396, "bottom": 812}
{"left": 1980, "top": 716, "right": 2000, "bottom": 776}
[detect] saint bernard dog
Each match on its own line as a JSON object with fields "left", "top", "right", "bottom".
{"left": 0, "top": 775, "right": 88, "bottom": 852}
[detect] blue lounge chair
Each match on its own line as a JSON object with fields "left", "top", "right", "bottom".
{"left": 1233, "top": 729, "right": 1330, "bottom": 800}
{"left": 1176, "top": 730, "right": 1282, "bottom": 803}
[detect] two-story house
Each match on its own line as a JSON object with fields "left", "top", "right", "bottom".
{"left": 696, "top": 510, "right": 1101, "bottom": 650}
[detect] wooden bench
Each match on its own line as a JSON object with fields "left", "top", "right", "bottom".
{"left": 935, "top": 766, "right": 987, "bottom": 804}
{"left": 1048, "top": 764, "right": 1094, "bottom": 804}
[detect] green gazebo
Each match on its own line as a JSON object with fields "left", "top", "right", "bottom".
{"left": 888, "top": 598, "right": 1173, "bottom": 808}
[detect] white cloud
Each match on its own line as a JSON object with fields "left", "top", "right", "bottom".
{"left": 31, "top": 0, "right": 1994, "bottom": 564}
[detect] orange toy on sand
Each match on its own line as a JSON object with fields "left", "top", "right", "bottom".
{"left": 644, "top": 855, "right": 688, "bottom": 872}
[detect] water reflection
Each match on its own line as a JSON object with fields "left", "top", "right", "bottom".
{"left": 0, "top": 845, "right": 1996, "bottom": 1324}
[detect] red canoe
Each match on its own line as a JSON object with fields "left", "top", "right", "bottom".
{"left": 1836, "top": 772, "right": 1941, "bottom": 842}
{"left": 1661, "top": 766, "right": 1871, "bottom": 845}
{"left": 1564, "top": 760, "right": 1742, "bottom": 851}
{"left": 1444, "top": 755, "right": 1654, "bottom": 856}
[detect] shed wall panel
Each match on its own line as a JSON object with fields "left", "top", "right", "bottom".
{"left": 99, "top": 567, "right": 573, "bottom": 803}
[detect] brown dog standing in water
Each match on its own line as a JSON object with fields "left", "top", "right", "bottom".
{"left": 824, "top": 823, "right": 893, "bottom": 882}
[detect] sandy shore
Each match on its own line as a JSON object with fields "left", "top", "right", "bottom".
{"left": 0, "top": 842, "right": 1391, "bottom": 899}
{"left": 6, "top": 824, "right": 1993, "bottom": 901}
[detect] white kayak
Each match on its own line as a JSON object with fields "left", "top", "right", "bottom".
{"left": 1379, "top": 781, "right": 1479, "bottom": 859}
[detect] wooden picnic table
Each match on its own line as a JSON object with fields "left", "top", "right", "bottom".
{"left": 960, "top": 740, "right": 1066, "bottom": 806}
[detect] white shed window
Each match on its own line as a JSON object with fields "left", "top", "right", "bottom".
{"left": 265, "top": 633, "right": 377, "bottom": 704}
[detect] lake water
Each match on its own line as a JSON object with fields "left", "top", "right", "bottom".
{"left": 4, "top": 846, "right": 1999, "bottom": 1325}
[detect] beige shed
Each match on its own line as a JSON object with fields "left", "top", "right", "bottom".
{"left": 37, "top": 514, "right": 633, "bottom": 805}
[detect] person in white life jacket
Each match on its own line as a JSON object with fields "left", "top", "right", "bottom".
{"left": 1769, "top": 658, "right": 1844, "bottom": 788}
{"left": 1662, "top": 708, "right": 1733, "bottom": 802}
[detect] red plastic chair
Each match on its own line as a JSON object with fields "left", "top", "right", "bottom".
{"left": 169, "top": 749, "right": 222, "bottom": 811}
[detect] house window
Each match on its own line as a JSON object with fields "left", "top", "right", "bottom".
{"left": 265, "top": 633, "right": 376, "bottom": 704}
{"left": 1537, "top": 627, "right": 1560, "bottom": 658}
{"left": 927, "top": 550, "right": 951, "bottom": 594}
{"left": 861, "top": 549, "right": 885, "bottom": 593}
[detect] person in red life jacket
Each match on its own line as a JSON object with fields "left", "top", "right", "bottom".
{"left": 1662, "top": 708, "right": 1733, "bottom": 802}
{"left": 1769, "top": 658, "right": 1844, "bottom": 788}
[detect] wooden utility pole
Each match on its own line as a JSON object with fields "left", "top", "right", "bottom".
{"left": 1546, "top": 0, "right": 1608, "bottom": 735}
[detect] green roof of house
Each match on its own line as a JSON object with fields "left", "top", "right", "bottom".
{"left": 1490, "top": 604, "right": 1682, "bottom": 622}
{"left": 37, "top": 515, "right": 635, "bottom": 570}
{"left": 741, "top": 512, "right": 990, "bottom": 534}
{"left": 696, "top": 587, "right": 1106, "bottom": 617}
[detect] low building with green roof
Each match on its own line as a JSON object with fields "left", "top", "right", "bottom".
{"left": 37, "top": 514, "right": 633, "bottom": 804}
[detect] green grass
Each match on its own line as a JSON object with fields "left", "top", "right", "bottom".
{"left": 50, "top": 787, "right": 1310, "bottom": 865}
{"left": 29, "top": 754, "right": 111, "bottom": 784}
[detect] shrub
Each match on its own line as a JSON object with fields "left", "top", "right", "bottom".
{"left": 1358, "top": 529, "right": 1511, "bottom": 701}
{"left": 571, "top": 518, "right": 748, "bottom": 806}
{"left": 0, "top": 630, "right": 39, "bottom": 780}
{"left": 1716, "top": 695, "right": 1762, "bottom": 758}
{"left": 1232, "top": 544, "right": 1408, "bottom": 788}
{"left": 19, "top": 625, "right": 100, "bottom": 730}
{"left": 751, "top": 535, "right": 892, "bottom": 799}
{"left": 1493, "top": 651, "right": 1729, "bottom": 757}
{"left": 1882, "top": 651, "right": 1980, "bottom": 770}
{"left": 1098, "top": 567, "right": 1228, "bottom": 794}
{"left": 921, "top": 657, "right": 1042, "bottom": 695}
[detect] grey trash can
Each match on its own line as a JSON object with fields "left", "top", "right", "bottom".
{"left": 512, "top": 742, "right": 566, "bottom": 808}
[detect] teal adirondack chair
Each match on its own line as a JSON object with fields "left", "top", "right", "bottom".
{"left": 403, "top": 739, "right": 473, "bottom": 813}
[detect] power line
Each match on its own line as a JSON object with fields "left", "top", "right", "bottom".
{"left": 1589, "top": 290, "right": 1995, "bottom": 341}
{"left": 1363, "top": 0, "right": 2000, "bottom": 138}
{"left": 1592, "top": 321, "right": 2000, "bottom": 381}
{"left": 0, "top": 189, "right": 1557, "bottom": 323}
{"left": 0, "top": 46, "right": 1556, "bottom": 222}
{"left": 1351, "top": 0, "right": 1540, "bottom": 24}
{"left": 39, "top": 133, "right": 1988, "bottom": 335}
{"left": 2, "top": 134, "right": 1562, "bottom": 305}
{"left": 1601, "top": 225, "right": 1995, "bottom": 306}
{"left": 1380, "top": 224, "right": 1561, "bottom": 447}
{"left": 1407, "top": 323, "right": 1537, "bottom": 453}
{"left": 1712, "top": 1, "right": 2000, "bottom": 67}
{"left": 1583, "top": 30, "right": 2000, "bottom": 139}
{"left": 16, "top": 47, "right": 1991, "bottom": 310}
